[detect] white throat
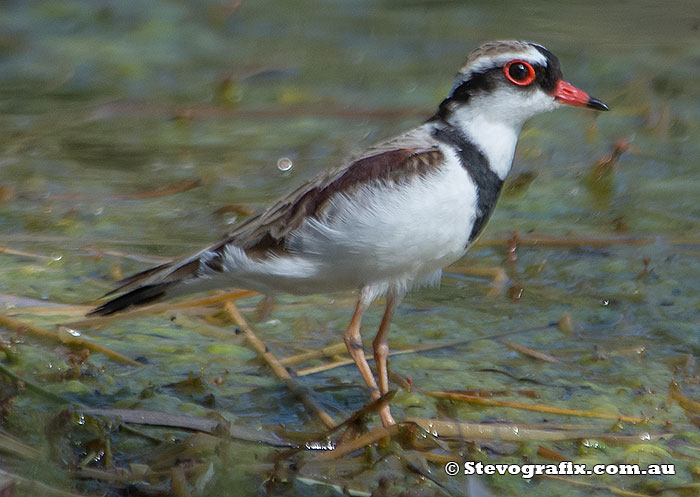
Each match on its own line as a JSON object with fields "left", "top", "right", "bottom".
{"left": 443, "top": 85, "right": 561, "bottom": 180}
{"left": 448, "top": 105, "right": 520, "bottom": 181}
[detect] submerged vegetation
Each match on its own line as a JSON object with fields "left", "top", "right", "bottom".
{"left": 1, "top": 0, "right": 699, "bottom": 495}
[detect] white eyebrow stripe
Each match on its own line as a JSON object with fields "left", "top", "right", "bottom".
{"left": 458, "top": 49, "right": 548, "bottom": 81}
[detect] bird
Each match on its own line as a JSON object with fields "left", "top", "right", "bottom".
{"left": 88, "top": 40, "right": 608, "bottom": 427}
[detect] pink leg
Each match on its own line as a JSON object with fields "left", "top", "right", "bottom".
{"left": 372, "top": 294, "right": 400, "bottom": 427}
{"left": 343, "top": 298, "right": 395, "bottom": 427}
{"left": 372, "top": 294, "right": 398, "bottom": 397}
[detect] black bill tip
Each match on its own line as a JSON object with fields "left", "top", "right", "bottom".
{"left": 587, "top": 97, "right": 609, "bottom": 111}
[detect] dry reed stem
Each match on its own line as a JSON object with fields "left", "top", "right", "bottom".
{"left": 407, "top": 418, "right": 665, "bottom": 443}
{"left": 406, "top": 418, "right": 588, "bottom": 441}
{"left": 0, "top": 430, "right": 41, "bottom": 459}
{"left": 0, "top": 362, "right": 77, "bottom": 405}
{"left": 4, "top": 304, "right": 91, "bottom": 318}
{"left": 537, "top": 445, "right": 568, "bottom": 461}
{"left": 0, "top": 246, "right": 54, "bottom": 260}
{"left": 69, "top": 466, "right": 134, "bottom": 484}
{"left": 223, "top": 301, "right": 337, "bottom": 429}
{"left": 417, "top": 451, "right": 456, "bottom": 464}
{"left": 499, "top": 338, "right": 562, "bottom": 363}
{"left": 80, "top": 408, "right": 219, "bottom": 432}
{"left": 0, "top": 314, "right": 141, "bottom": 366}
{"left": 280, "top": 342, "right": 348, "bottom": 366}
{"left": 78, "top": 408, "right": 294, "bottom": 447}
{"left": 315, "top": 424, "right": 398, "bottom": 460}
{"left": 422, "top": 391, "right": 663, "bottom": 425}
{"left": 294, "top": 324, "right": 556, "bottom": 376}
{"left": 668, "top": 379, "right": 700, "bottom": 414}
{"left": 295, "top": 357, "right": 356, "bottom": 376}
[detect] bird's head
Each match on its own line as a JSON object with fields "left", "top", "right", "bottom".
{"left": 438, "top": 40, "right": 608, "bottom": 129}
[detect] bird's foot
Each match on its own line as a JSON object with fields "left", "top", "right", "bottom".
{"left": 379, "top": 405, "right": 396, "bottom": 427}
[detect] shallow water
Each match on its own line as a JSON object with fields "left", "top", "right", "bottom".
{"left": 0, "top": 0, "right": 699, "bottom": 496}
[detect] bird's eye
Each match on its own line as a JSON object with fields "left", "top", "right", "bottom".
{"left": 504, "top": 60, "right": 536, "bottom": 86}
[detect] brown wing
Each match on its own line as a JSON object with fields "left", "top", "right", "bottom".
{"left": 222, "top": 146, "right": 444, "bottom": 252}
{"left": 88, "top": 141, "right": 443, "bottom": 316}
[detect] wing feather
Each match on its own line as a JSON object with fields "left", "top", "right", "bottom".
{"left": 88, "top": 126, "right": 443, "bottom": 315}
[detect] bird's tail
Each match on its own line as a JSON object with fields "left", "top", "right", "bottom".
{"left": 87, "top": 281, "right": 175, "bottom": 316}
{"left": 87, "top": 249, "right": 221, "bottom": 316}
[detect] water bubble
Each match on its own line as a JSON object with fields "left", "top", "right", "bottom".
{"left": 65, "top": 328, "right": 81, "bottom": 337}
{"left": 277, "top": 157, "right": 293, "bottom": 172}
{"left": 582, "top": 439, "right": 600, "bottom": 448}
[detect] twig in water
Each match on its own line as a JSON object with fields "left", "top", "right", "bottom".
{"left": 406, "top": 417, "right": 593, "bottom": 441}
{"left": 0, "top": 246, "right": 54, "bottom": 260}
{"left": 408, "top": 418, "right": 668, "bottom": 444}
{"left": 537, "top": 445, "right": 568, "bottom": 461}
{"left": 223, "top": 301, "right": 337, "bottom": 429}
{"left": 280, "top": 342, "right": 347, "bottom": 366}
{"left": 78, "top": 408, "right": 295, "bottom": 447}
{"left": 315, "top": 424, "right": 398, "bottom": 460}
{"left": 294, "top": 323, "right": 557, "bottom": 377}
{"left": 668, "top": 380, "right": 700, "bottom": 423}
{"left": 499, "top": 338, "right": 562, "bottom": 363}
{"left": 422, "top": 390, "right": 663, "bottom": 425}
{"left": 0, "top": 429, "right": 41, "bottom": 459}
{"left": 0, "top": 314, "right": 141, "bottom": 366}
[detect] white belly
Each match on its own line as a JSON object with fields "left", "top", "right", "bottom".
{"left": 218, "top": 151, "right": 478, "bottom": 300}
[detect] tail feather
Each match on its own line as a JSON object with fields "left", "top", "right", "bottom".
{"left": 103, "top": 262, "right": 174, "bottom": 297}
{"left": 88, "top": 243, "right": 229, "bottom": 317}
{"left": 88, "top": 252, "right": 210, "bottom": 317}
{"left": 87, "top": 282, "right": 174, "bottom": 316}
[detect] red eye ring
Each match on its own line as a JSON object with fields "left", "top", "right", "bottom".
{"left": 504, "top": 60, "right": 536, "bottom": 86}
